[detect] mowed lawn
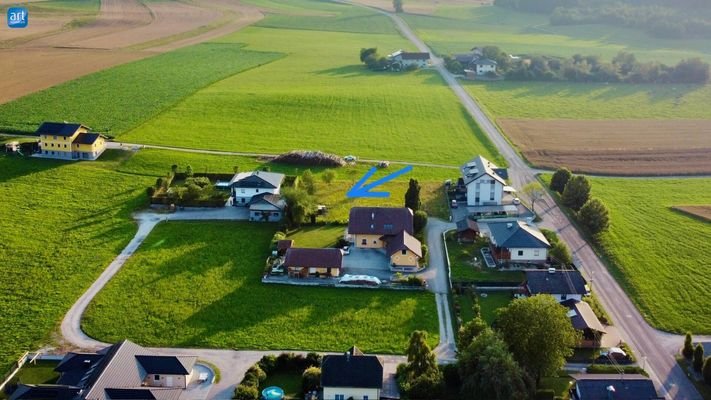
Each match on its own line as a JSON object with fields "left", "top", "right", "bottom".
{"left": 82, "top": 222, "right": 439, "bottom": 353}
{"left": 404, "top": 4, "right": 711, "bottom": 62}
{"left": 585, "top": 178, "right": 711, "bottom": 333}
{"left": 119, "top": 24, "right": 502, "bottom": 166}
{"left": 0, "top": 152, "right": 152, "bottom": 371}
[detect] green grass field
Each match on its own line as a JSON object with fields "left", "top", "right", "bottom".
{"left": 0, "top": 152, "right": 152, "bottom": 371}
{"left": 404, "top": 5, "right": 711, "bottom": 62}
{"left": 82, "top": 221, "right": 439, "bottom": 353}
{"left": 285, "top": 225, "right": 346, "bottom": 248}
{"left": 542, "top": 175, "right": 711, "bottom": 333}
{"left": 0, "top": 44, "right": 281, "bottom": 135}
{"left": 463, "top": 81, "right": 711, "bottom": 120}
{"left": 479, "top": 292, "right": 513, "bottom": 325}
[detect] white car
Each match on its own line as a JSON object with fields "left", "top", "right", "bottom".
{"left": 344, "top": 155, "right": 357, "bottom": 162}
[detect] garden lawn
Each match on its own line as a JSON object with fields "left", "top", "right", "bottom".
{"left": 10, "top": 360, "right": 59, "bottom": 386}
{"left": 585, "top": 177, "right": 711, "bottom": 333}
{"left": 82, "top": 221, "right": 439, "bottom": 353}
{"left": 285, "top": 225, "right": 346, "bottom": 248}
{"left": 478, "top": 292, "right": 512, "bottom": 325}
{"left": 462, "top": 81, "right": 711, "bottom": 120}
{"left": 119, "top": 24, "right": 503, "bottom": 166}
{"left": 0, "top": 44, "right": 281, "bottom": 135}
{"left": 404, "top": 5, "right": 711, "bottom": 62}
{"left": 446, "top": 237, "right": 524, "bottom": 283}
{"left": 0, "top": 152, "right": 152, "bottom": 372}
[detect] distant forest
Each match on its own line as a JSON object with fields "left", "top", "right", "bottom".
{"left": 495, "top": 0, "right": 711, "bottom": 39}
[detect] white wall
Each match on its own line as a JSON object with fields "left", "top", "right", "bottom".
{"left": 323, "top": 387, "right": 380, "bottom": 400}
{"left": 232, "top": 187, "right": 279, "bottom": 205}
{"left": 509, "top": 247, "right": 547, "bottom": 262}
{"left": 466, "top": 175, "right": 503, "bottom": 206}
{"left": 476, "top": 64, "right": 496, "bottom": 75}
{"left": 551, "top": 293, "right": 583, "bottom": 302}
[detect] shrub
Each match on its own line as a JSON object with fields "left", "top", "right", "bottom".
{"left": 246, "top": 365, "right": 267, "bottom": 383}
{"left": 258, "top": 355, "right": 277, "bottom": 374}
{"left": 234, "top": 384, "right": 259, "bottom": 400}
{"left": 302, "top": 366, "right": 321, "bottom": 392}
{"left": 683, "top": 332, "right": 694, "bottom": 359}
{"left": 413, "top": 210, "right": 428, "bottom": 234}
{"left": 241, "top": 372, "right": 259, "bottom": 388}
{"left": 535, "top": 389, "right": 555, "bottom": 400}
{"left": 305, "top": 352, "right": 322, "bottom": 368}
{"left": 703, "top": 357, "right": 711, "bottom": 384}
{"left": 694, "top": 343, "right": 704, "bottom": 372}
{"left": 147, "top": 187, "right": 156, "bottom": 197}
{"left": 272, "top": 150, "right": 345, "bottom": 167}
{"left": 578, "top": 198, "right": 610, "bottom": 236}
{"left": 440, "top": 363, "right": 461, "bottom": 389}
{"left": 421, "top": 244, "right": 428, "bottom": 261}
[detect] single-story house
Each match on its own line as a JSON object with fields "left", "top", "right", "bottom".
{"left": 248, "top": 193, "right": 285, "bottom": 222}
{"left": 284, "top": 247, "right": 343, "bottom": 278}
{"left": 11, "top": 340, "right": 196, "bottom": 400}
{"left": 456, "top": 218, "right": 479, "bottom": 242}
{"left": 479, "top": 220, "right": 550, "bottom": 264}
{"left": 570, "top": 374, "right": 662, "bottom": 400}
{"left": 562, "top": 299, "right": 605, "bottom": 348}
{"left": 524, "top": 269, "right": 589, "bottom": 302}
{"left": 230, "top": 170, "right": 285, "bottom": 206}
{"left": 347, "top": 207, "right": 422, "bottom": 269}
{"left": 321, "top": 346, "right": 383, "bottom": 400}
{"left": 387, "top": 50, "right": 431, "bottom": 69}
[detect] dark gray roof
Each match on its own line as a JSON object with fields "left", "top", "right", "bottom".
{"left": 474, "top": 58, "right": 497, "bottom": 66}
{"left": 456, "top": 218, "right": 479, "bottom": 233}
{"left": 348, "top": 207, "right": 413, "bottom": 235}
{"left": 384, "top": 230, "right": 422, "bottom": 258}
{"left": 572, "top": 374, "right": 661, "bottom": 400}
{"left": 526, "top": 270, "right": 588, "bottom": 296}
{"left": 73, "top": 133, "right": 103, "bottom": 145}
{"left": 230, "top": 171, "right": 284, "bottom": 189}
{"left": 284, "top": 248, "right": 343, "bottom": 269}
{"left": 55, "top": 353, "right": 103, "bottom": 386}
{"left": 9, "top": 384, "right": 80, "bottom": 400}
{"left": 104, "top": 388, "right": 156, "bottom": 400}
{"left": 561, "top": 300, "right": 605, "bottom": 332}
{"left": 321, "top": 347, "right": 383, "bottom": 389}
{"left": 135, "top": 355, "right": 196, "bottom": 375}
{"left": 248, "top": 193, "right": 285, "bottom": 210}
{"left": 400, "top": 52, "right": 430, "bottom": 60}
{"left": 461, "top": 155, "right": 507, "bottom": 185}
{"left": 36, "top": 122, "right": 87, "bottom": 137}
{"left": 485, "top": 220, "right": 550, "bottom": 249}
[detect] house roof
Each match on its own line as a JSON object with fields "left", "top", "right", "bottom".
{"left": 73, "top": 132, "right": 103, "bottom": 145}
{"left": 561, "top": 300, "right": 605, "bottom": 333}
{"left": 571, "top": 374, "right": 661, "bottom": 400}
{"left": 35, "top": 122, "right": 87, "bottom": 137}
{"left": 525, "top": 270, "right": 588, "bottom": 296}
{"left": 230, "top": 171, "right": 285, "bottom": 189}
{"left": 454, "top": 53, "right": 477, "bottom": 64}
{"left": 284, "top": 248, "right": 343, "bottom": 269}
{"left": 248, "top": 193, "right": 285, "bottom": 210}
{"left": 483, "top": 220, "right": 550, "bottom": 249}
{"left": 456, "top": 218, "right": 479, "bottom": 233}
{"left": 461, "top": 155, "right": 507, "bottom": 185}
{"left": 385, "top": 230, "right": 422, "bottom": 258}
{"left": 277, "top": 240, "right": 294, "bottom": 251}
{"left": 474, "top": 58, "right": 497, "bottom": 66}
{"left": 55, "top": 353, "right": 104, "bottom": 386}
{"left": 134, "top": 355, "right": 196, "bottom": 375}
{"left": 347, "top": 207, "right": 414, "bottom": 236}
{"left": 389, "top": 49, "right": 430, "bottom": 60}
{"left": 321, "top": 347, "right": 383, "bottom": 389}
{"left": 9, "top": 384, "right": 80, "bottom": 400}
{"left": 104, "top": 388, "right": 182, "bottom": 400}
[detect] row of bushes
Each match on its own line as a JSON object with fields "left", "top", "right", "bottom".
{"left": 272, "top": 150, "right": 345, "bottom": 167}
{"left": 235, "top": 353, "right": 322, "bottom": 400}
{"left": 549, "top": 168, "right": 610, "bottom": 237}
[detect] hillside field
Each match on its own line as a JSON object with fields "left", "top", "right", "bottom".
{"left": 82, "top": 221, "right": 440, "bottom": 353}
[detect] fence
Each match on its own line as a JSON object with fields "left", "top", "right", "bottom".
{"left": 0, "top": 352, "right": 30, "bottom": 393}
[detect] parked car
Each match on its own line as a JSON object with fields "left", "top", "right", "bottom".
{"left": 344, "top": 155, "right": 357, "bottom": 162}
{"left": 341, "top": 245, "right": 350, "bottom": 255}
{"left": 595, "top": 347, "right": 632, "bottom": 364}
{"left": 513, "top": 197, "right": 521, "bottom": 205}
{"left": 451, "top": 199, "right": 458, "bottom": 208}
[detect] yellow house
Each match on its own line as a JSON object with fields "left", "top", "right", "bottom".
{"left": 386, "top": 230, "right": 422, "bottom": 268}
{"left": 36, "top": 122, "right": 107, "bottom": 160}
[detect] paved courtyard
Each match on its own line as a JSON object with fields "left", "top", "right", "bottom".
{"left": 342, "top": 247, "right": 394, "bottom": 281}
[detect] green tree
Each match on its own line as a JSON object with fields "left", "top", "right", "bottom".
{"left": 234, "top": 384, "right": 258, "bottom": 400}
{"left": 413, "top": 210, "right": 428, "bottom": 234}
{"left": 405, "top": 178, "right": 421, "bottom": 211}
{"left": 549, "top": 241, "right": 572, "bottom": 265}
{"left": 171, "top": 164, "right": 178, "bottom": 174}
{"left": 233, "top": 165, "right": 240, "bottom": 174}
{"left": 282, "top": 187, "right": 316, "bottom": 228}
{"left": 578, "top": 198, "right": 610, "bottom": 235}
{"left": 393, "top": 0, "right": 403, "bottom": 13}
{"left": 458, "top": 329, "right": 531, "bottom": 400}
{"left": 398, "top": 331, "right": 442, "bottom": 399}
{"left": 521, "top": 182, "right": 545, "bottom": 214}
{"left": 694, "top": 343, "right": 705, "bottom": 372}
{"left": 302, "top": 366, "right": 321, "bottom": 392}
{"left": 321, "top": 170, "right": 336, "bottom": 185}
{"left": 360, "top": 47, "right": 377, "bottom": 63}
{"left": 458, "top": 315, "right": 487, "bottom": 349}
{"left": 683, "top": 332, "right": 694, "bottom": 359}
{"left": 550, "top": 167, "right": 572, "bottom": 194}
{"left": 496, "top": 295, "right": 578, "bottom": 384}
{"left": 405, "top": 330, "right": 438, "bottom": 376}
{"left": 703, "top": 357, "right": 711, "bottom": 384}
{"left": 301, "top": 169, "right": 316, "bottom": 195}
{"left": 185, "top": 165, "right": 194, "bottom": 177}
{"left": 562, "top": 175, "right": 591, "bottom": 211}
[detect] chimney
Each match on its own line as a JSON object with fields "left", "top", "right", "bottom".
{"left": 346, "top": 351, "right": 351, "bottom": 362}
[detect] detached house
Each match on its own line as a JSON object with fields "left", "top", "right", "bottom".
{"left": 387, "top": 50, "right": 431, "bottom": 69}
{"left": 284, "top": 247, "right": 343, "bottom": 278}
{"left": 570, "top": 374, "right": 662, "bottom": 400}
{"left": 230, "top": 170, "right": 285, "bottom": 206}
{"left": 461, "top": 155, "right": 509, "bottom": 207}
{"left": 248, "top": 193, "right": 285, "bottom": 222}
{"left": 10, "top": 340, "right": 198, "bottom": 400}
{"left": 479, "top": 220, "right": 550, "bottom": 264}
{"left": 36, "top": 122, "right": 107, "bottom": 161}
{"left": 562, "top": 299, "right": 606, "bottom": 348}
{"left": 347, "top": 207, "right": 422, "bottom": 270}
{"left": 524, "top": 269, "right": 589, "bottom": 302}
{"left": 321, "top": 346, "right": 383, "bottom": 400}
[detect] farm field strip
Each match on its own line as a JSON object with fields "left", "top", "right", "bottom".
{"left": 672, "top": 205, "right": 711, "bottom": 222}
{"left": 499, "top": 118, "right": 711, "bottom": 175}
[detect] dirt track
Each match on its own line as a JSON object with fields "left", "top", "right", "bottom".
{"left": 499, "top": 118, "right": 711, "bottom": 175}
{"left": 673, "top": 206, "right": 711, "bottom": 222}
{"left": 0, "top": 0, "right": 264, "bottom": 104}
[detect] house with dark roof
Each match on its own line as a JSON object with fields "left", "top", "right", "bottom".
{"left": 347, "top": 207, "right": 422, "bottom": 270}
{"left": 284, "top": 247, "right": 343, "bottom": 278}
{"left": 479, "top": 219, "right": 550, "bottom": 264}
{"left": 35, "top": 122, "right": 107, "bottom": 161}
{"left": 10, "top": 340, "right": 197, "bottom": 400}
{"left": 387, "top": 49, "right": 431, "bottom": 69}
{"left": 321, "top": 346, "right": 383, "bottom": 400}
{"left": 248, "top": 193, "right": 285, "bottom": 222}
{"left": 570, "top": 374, "right": 662, "bottom": 400}
{"left": 562, "top": 299, "right": 606, "bottom": 348}
{"left": 524, "top": 269, "right": 589, "bottom": 302}
{"left": 230, "top": 171, "right": 285, "bottom": 206}
{"left": 276, "top": 240, "right": 293, "bottom": 256}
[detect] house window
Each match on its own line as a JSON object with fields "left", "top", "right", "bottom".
{"left": 373, "top": 240, "right": 377, "bottom": 244}
{"left": 240, "top": 188, "right": 245, "bottom": 193}
{"left": 475, "top": 197, "right": 480, "bottom": 203}
{"left": 256, "top": 189, "right": 259, "bottom": 192}
{"left": 44, "top": 150, "right": 47, "bottom": 154}
{"left": 534, "top": 249, "right": 540, "bottom": 256}
{"left": 402, "top": 249, "right": 407, "bottom": 255}
{"left": 362, "top": 239, "right": 367, "bottom": 245}
{"left": 154, "top": 375, "right": 160, "bottom": 380}
{"left": 335, "top": 395, "right": 345, "bottom": 400}
{"left": 561, "top": 294, "right": 567, "bottom": 300}
{"left": 53, "top": 136, "right": 57, "bottom": 140}
{"left": 517, "top": 250, "right": 524, "bottom": 256}
{"left": 364, "top": 397, "right": 369, "bottom": 400}
{"left": 51, "top": 143, "right": 54, "bottom": 147}
{"left": 384, "top": 224, "right": 393, "bottom": 231}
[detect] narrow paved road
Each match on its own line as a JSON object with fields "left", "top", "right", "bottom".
{"left": 375, "top": 8, "right": 703, "bottom": 400}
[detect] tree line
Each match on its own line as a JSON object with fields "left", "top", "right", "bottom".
{"left": 495, "top": 0, "right": 711, "bottom": 39}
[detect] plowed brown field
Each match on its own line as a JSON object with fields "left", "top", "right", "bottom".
{"left": 673, "top": 205, "right": 711, "bottom": 222}
{"left": 499, "top": 119, "right": 711, "bottom": 175}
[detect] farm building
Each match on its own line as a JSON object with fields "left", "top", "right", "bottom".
{"left": 321, "top": 346, "right": 383, "bottom": 400}
{"left": 478, "top": 219, "right": 550, "bottom": 264}
{"left": 523, "top": 269, "right": 589, "bottom": 302}
{"left": 230, "top": 170, "right": 285, "bottom": 206}
{"left": 387, "top": 49, "right": 431, "bottom": 69}
{"left": 35, "top": 122, "right": 107, "bottom": 161}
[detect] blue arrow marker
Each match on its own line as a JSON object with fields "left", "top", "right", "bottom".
{"left": 346, "top": 165, "right": 413, "bottom": 198}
